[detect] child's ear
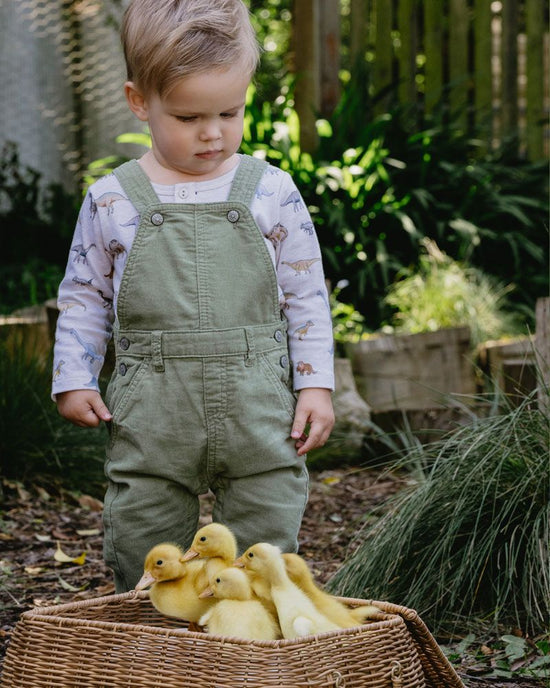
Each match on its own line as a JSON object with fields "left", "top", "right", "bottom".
{"left": 124, "top": 81, "right": 149, "bottom": 121}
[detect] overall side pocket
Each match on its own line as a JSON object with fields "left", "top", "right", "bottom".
{"left": 105, "top": 357, "right": 150, "bottom": 424}
{"left": 258, "top": 351, "right": 297, "bottom": 420}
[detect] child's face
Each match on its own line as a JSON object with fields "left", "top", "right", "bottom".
{"left": 129, "top": 66, "right": 250, "bottom": 181}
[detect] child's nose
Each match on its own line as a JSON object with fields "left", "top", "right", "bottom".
{"left": 199, "top": 120, "right": 222, "bottom": 141}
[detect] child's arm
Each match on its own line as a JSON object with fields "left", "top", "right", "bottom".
{"left": 57, "top": 389, "right": 112, "bottom": 428}
{"left": 52, "top": 185, "right": 117, "bottom": 410}
{"left": 291, "top": 387, "right": 334, "bottom": 456}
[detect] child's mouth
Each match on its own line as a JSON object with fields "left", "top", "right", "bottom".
{"left": 196, "top": 150, "right": 222, "bottom": 160}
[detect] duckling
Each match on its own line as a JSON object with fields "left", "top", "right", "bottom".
{"left": 198, "top": 567, "right": 281, "bottom": 640}
{"left": 237, "top": 543, "right": 341, "bottom": 639}
{"left": 135, "top": 543, "right": 215, "bottom": 624}
{"left": 233, "top": 558, "right": 279, "bottom": 620}
{"left": 282, "top": 553, "right": 380, "bottom": 627}
{"left": 182, "top": 522, "right": 237, "bottom": 586}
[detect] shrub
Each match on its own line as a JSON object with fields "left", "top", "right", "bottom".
{"left": 328, "top": 391, "right": 550, "bottom": 634}
{"left": 384, "top": 238, "right": 523, "bottom": 347}
{"left": 242, "top": 82, "right": 549, "bottom": 331}
{"left": 0, "top": 334, "right": 106, "bottom": 489}
{"left": 0, "top": 143, "right": 80, "bottom": 314}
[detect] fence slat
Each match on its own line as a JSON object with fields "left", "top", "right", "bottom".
{"left": 525, "top": 0, "right": 545, "bottom": 159}
{"left": 449, "top": 0, "right": 470, "bottom": 129}
{"left": 500, "top": 0, "right": 519, "bottom": 147}
{"left": 350, "top": 0, "right": 369, "bottom": 66}
{"left": 423, "top": 0, "right": 444, "bottom": 113}
{"left": 293, "top": 0, "right": 320, "bottom": 152}
{"left": 373, "top": 0, "right": 394, "bottom": 111}
{"left": 319, "top": 0, "right": 341, "bottom": 117}
{"left": 473, "top": 0, "right": 493, "bottom": 134}
{"left": 397, "top": 0, "right": 419, "bottom": 107}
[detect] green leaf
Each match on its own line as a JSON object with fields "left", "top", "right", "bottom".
{"left": 316, "top": 119, "right": 333, "bottom": 138}
{"left": 116, "top": 132, "right": 151, "bottom": 148}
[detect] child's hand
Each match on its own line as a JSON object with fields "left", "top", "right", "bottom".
{"left": 56, "top": 390, "right": 112, "bottom": 428}
{"left": 291, "top": 388, "right": 334, "bottom": 456}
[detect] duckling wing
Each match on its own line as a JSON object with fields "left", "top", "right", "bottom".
{"left": 199, "top": 600, "right": 279, "bottom": 641}
{"left": 149, "top": 579, "right": 214, "bottom": 623}
{"left": 271, "top": 584, "right": 340, "bottom": 639}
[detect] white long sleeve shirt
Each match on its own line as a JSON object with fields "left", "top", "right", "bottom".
{"left": 52, "top": 156, "right": 334, "bottom": 397}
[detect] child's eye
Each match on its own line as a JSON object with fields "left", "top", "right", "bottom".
{"left": 175, "top": 115, "right": 196, "bottom": 122}
{"left": 220, "top": 112, "right": 237, "bottom": 119}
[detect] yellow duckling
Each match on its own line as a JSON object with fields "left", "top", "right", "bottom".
{"left": 282, "top": 553, "right": 380, "bottom": 627}
{"left": 232, "top": 556, "right": 279, "bottom": 621}
{"left": 198, "top": 567, "right": 281, "bottom": 641}
{"left": 135, "top": 543, "right": 215, "bottom": 624}
{"left": 237, "top": 543, "right": 341, "bottom": 639}
{"left": 182, "top": 522, "right": 237, "bottom": 586}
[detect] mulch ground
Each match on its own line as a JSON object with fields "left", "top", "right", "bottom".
{"left": 0, "top": 467, "right": 545, "bottom": 687}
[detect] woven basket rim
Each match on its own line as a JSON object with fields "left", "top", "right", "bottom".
{"left": 22, "top": 591, "right": 417, "bottom": 618}
{"left": 20, "top": 592, "right": 410, "bottom": 649}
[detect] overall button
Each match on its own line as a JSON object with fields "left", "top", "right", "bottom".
{"left": 279, "top": 354, "right": 288, "bottom": 368}
{"left": 150, "top": 212, "right": 164, "bottom": 226}
{"left": 274, "top": 330, "right": 283, "bottom": 342}
{"left": 227, "top": 209, "right": 240, "bottom": 223}
{"left": 119, "top": 362, "right": 128, "bottom": 376}
{"left": 177, "top": 188, "right": 189, "bottom": 200}
{"left": 119, "top": 337, "right": 130, "bottom": 351}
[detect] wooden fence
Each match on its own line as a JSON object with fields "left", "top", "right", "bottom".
{"left": 295, "top": 0, "right": 549, "bottom": 159}
{"left": 1, "top": 0, "right": 548, "bottom": 193}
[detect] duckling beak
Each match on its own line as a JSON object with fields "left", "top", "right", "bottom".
{"left": 198, "top": 587, "right": 214, "bottom": 599}
{"left": 233, "top": 557, "right": 244, "bottom": 568}
{"left": 134, "top": 571, "right": 156, "bottom": 590}
{"left": 182, "top": 548, "right": 199, "bottom": 561}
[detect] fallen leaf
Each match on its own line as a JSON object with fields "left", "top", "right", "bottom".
{"left": 78, "top": 495, "right": 103, "bottom": 512}
{"left": 24, "top": 566, "right": 44, "bottom": 575}
{"left": 35, "top": 487, "right": 51, "bottom": 502}
{"left": 76, "top": 528, "right": 100, "bottom": 537}
{"left": 35, "top": 534, "right": 52, "bottom": 543}
{"left": 52, "top": 529, "right": 71, "bottom": 540}
{"left": 75, "top": 582, "right": 115, "bottom": 599}
{"left": 33, "top": 596, "right": 61, "bottom": 607}
{"left": 322, "top": 476, "right": 341, "bottom": 485}
{"left": 16, "top": 483, "right": 31, "bottom": 502}
{"left": 57, "top": 576, "right": 89, "bottom": 592}
{"left": 54, "top": 542, "right": 87, "bottom": 565}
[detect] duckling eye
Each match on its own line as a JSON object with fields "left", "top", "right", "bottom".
{"left": 156, "top": 559, "right": 163, "bottom": 566}
{"left": 200, "top": 536, "right": 207, "bottom": 542}
{"left": 247, "top": 552, "right": 254, "bottom": 558}
{"left": 215, "top": 578, "right": 221, "bottom": 583}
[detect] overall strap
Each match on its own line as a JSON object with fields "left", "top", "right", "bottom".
{"left": 228, "top": 155, "right": 269, "bottom": 207}
{"left": 113, "top": 160, "right": 160, "bottom": 214}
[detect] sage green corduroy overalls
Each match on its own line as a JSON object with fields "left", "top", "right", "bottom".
{"left": 103, "top": 156, "right": 308, "bottom": 591}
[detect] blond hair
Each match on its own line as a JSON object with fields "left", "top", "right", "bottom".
{"left": 121, "top": 0, "right": 260, "bottom": 96}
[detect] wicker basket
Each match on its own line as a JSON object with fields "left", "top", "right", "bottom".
{"left": 0, "top": 592, "right": 464, "bottom": 688}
